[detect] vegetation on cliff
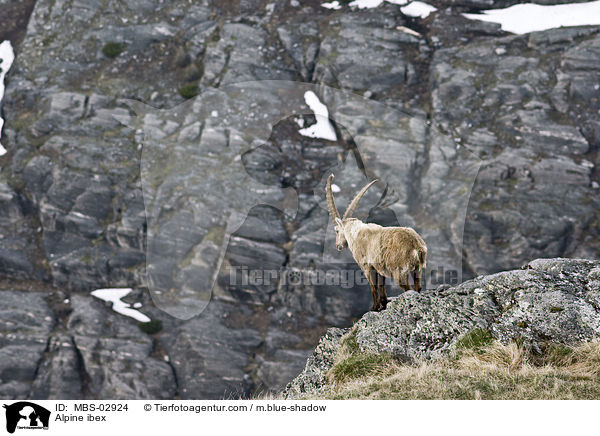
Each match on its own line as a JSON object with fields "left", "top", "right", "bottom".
{"left": 316, "top": 328, "right": 600, "bottom": 400}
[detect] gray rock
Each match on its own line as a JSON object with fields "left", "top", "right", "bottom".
{"left": 277, "top": 18, "right": 320, "bottom": 82}
{"left": 0, "top": 0, "right": 35, "bottom": 46}
{"left": 202, "top": 23, "right": 297, "bottom": 87}
{"left": 256, "top": 349, "right": 313, "bottom": 392}
{"left": 232, "top": 206, "right": 289, "bottom": 245}
{"left": 0, "top": 182, "right": 41, "bottom": 279}
{"left": 66, "top": 294, "right": 176, "bottom": 399}
{"left": 0, "top": 291, "right": 54, "bottom": 399}
{"left": 161, "top": 301, "right": 263, "bottom": 399}
{"left": 29, "top": 335, "right": 84, "bottom": 399}
{"left": 314, "top": 4, "right": 428, "bottom": 104}
{"left": 426, "top": 10, "right": 505, "bottom": 48}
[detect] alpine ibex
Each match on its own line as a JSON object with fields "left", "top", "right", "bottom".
{"left": 326, "top": 174, "right": 427, "bottom": 311}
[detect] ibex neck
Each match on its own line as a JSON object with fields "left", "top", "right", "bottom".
{"left": 342, "top": 218, "right": 369, "bottom": 241}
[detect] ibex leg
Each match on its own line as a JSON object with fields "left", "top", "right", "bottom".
{"left": 413, "top": 268, "right": 422, "bottom": 292}
{"left": 393, "top": 270, "right": 411, "bottom": 292}
{"left": 377, "top": 274, "right": 388, "bottom": 310}
{"left": 366, "top": 266, "right": 380, "bottom": 311}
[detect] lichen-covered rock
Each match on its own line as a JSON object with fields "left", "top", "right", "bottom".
{"left": 283, "top": 327, "right": 347, "bottom": 399}
{"left": 284, "top": 258, "right": 600, "bottom": 398}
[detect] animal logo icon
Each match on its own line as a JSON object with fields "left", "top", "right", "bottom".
{"left": 3, "top": 402, "right": 50, "bottom": 434}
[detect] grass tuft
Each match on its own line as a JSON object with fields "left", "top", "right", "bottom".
{"left": 138, "top": 319, "right": 163, "bottom": 335}
{"left": 543, "top": 343, "right": 573, "bottom": 365}
{"left": 179, "top": 83, "right": 199, "bottom": 99}
{"left": 455, "top": 328, "right": 494, "bottom": 351}
{"left": 102, "top": 42, "right": 126, "bottom": 58}
{"left": 327, "top": 328, "right": 398, "bottom": 385}
{"left": 330, "top": 354, "right": 396, "bottom": 384}
{"left": 340, "top": 328, "right": 360, "bottom": 354}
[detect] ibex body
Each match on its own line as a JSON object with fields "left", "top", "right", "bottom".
{"left": 326, "top": 175, "right": 427, "bottom": 311}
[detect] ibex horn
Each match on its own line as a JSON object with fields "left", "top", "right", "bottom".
{"left": 326, "top": 174, "right": 341, "bottom": 221}
{"left": 343, "top": 179, "right": 378, "bottom": 219}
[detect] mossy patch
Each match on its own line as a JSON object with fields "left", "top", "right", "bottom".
{"left": 102, "top": 42, "right": 126, "bottom": 58}
{"left": 203, "top": 225, "right": 226, "bottom": 245}
{"left": 455, "top": 328, "right": 494, "bottom": 351}
{"left": 80, "top": 252, "right": 93, "bottom": 266}
{"left": 179, "top": 83, "right": 199, "bottom": 99}
{"left": 138, "top": 319, "right": 162, "bottom": 335}
{"left": 328, "top": 328, "right": 396, "bottom": 384}
{"left": 340, "top": 328, "right": 360, "bottom": 354}
{"left": 330, "top": 353, "right": 395, "bottom": 384}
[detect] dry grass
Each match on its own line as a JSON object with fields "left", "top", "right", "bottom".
{"left": 305, "top": 331, "right": 600, "bottom": 400}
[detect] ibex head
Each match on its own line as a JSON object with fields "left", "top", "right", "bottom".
{"left": 326, "top": 174, "right": 377, "bottom": 251}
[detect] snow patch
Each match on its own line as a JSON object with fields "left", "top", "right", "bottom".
{"left": 349, "top": 0, "right": 386, "bottom": 7}
{"left": 347, "top": 0, "right": 419, "bottom": 9}
{"left": 463, "top": 1, "right": 600, "bottom": 34}
{"left": 322, "top": 1, "right": 342, "bottom": 9}
{"left": 91, "top": 288, "right": 151, "bottom": 323}
{"left": 298, "top": 91, "right": 337, "bottom": 141}
{"left": 0, "top": 40, "right": 15, "bottom": 156}
{"left": 338, "top": 0, "right": 436, "bottom": 17}
{"left": 401, "top": 1, "right": 436, "bottom": 18}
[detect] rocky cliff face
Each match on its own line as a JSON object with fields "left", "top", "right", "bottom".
{"left": 0, "top": 0, "right": 598, "bottom": 399}
{"left": 284, "top": 258, "right": 600, "bottom": 398}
